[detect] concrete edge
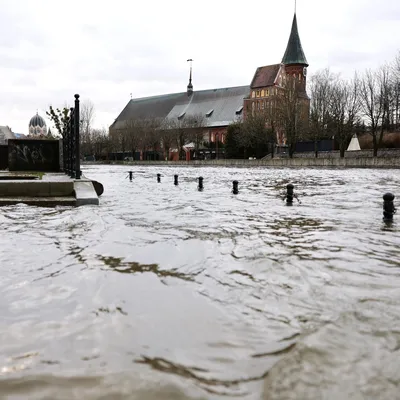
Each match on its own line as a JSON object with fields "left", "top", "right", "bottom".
{"left": 74, "top": 180, "right": 100, "bottom": 206}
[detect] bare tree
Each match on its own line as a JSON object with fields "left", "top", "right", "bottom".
{"left": 91, "top": 128, "right": 110, "bottom": 160}
{"left": 309, "top": 69, "right": 337, "bottom": 157}
{"left": 360, "top": 68, "right": 386, "bottom": 156}
{"left": 393, "top": 52, "right": 400, "bottom": 130}
{"left": 329, "top": 74, "right": 361, "bottom": 157}
{"left": 378, "top": 64, "right": 393, "bottom": 146}
{"left": 276, "top": 75, "right": 308, "bottom": 158}
{"left": 159, "top": 119, "right": 175, "bottom": 160}
{"left": 123, "top": 118, "right": 143, "bottom": 159}
{"left": 80, "top": 99, "right": 95, "bottom": 157}
{"left": 142, "top": 117, "right": 162, "bottom": 160}
{"left": 185, "top": 113, "right": 207, "bottom": 152}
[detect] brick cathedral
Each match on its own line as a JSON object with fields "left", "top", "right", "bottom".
{"left": 110, "top": 11, "right": 309, "bottom": 160}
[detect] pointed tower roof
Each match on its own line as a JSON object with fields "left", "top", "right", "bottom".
{"left": 187, "top": 58, "right": 193, "bottom": 96}
{"left": 282, "top": 13, "right": 308, "bottom": 66}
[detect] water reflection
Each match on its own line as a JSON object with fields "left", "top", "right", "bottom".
{"left": 135, "top": 355, "right": 270, "bottom": 396}
{"left": 98, "top": 255, "right": 197, "bottom": 282}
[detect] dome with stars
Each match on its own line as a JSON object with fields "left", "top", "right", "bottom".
{"left": 29, "top": 112, "right": 47, "bottom": 137}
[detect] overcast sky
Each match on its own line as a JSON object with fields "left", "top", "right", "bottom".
{"left": 0, "top": 0, "right": 399, "bottom": 134}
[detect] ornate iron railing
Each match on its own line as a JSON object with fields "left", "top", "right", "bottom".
{"left": 63, "top": 94, "right": 81, "bottom": 179}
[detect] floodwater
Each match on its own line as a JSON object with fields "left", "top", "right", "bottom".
{"left": 0, "top": 165, "right": 399, "bottom": 400}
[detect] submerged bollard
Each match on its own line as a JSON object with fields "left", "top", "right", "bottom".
{"left": 383, "top": 192, "right": 396, "bottom": 221}
{"left": 174, "top": 174, "right": 179, "bottom": 186}
{"left": 157, "top": 173, "right": 161, "bottom": 183}
{"left": 282, "top": 183, "right": 301, "bottom": 204}
{"left": 232, "top": 180, "right": 239, "bottom": 195}
{"left": 126, "top": 171, "right": 133, "bottom": 181}
{"left": 286, "top": 184, "right": 294, "bottom": 204}
{"left": 198, "top": 176, "right": 204, "bottom": 191}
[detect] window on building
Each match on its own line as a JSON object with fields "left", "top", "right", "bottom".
{"left": 236, "top": 106, "right": 244, "bottom": 115}
{"left": 256, "top": 90, "right": 260, "bottom": 97}
{"left": 266, "top": 89, "right": 269, "bottom": 96}
{"left": 261, "top": 89, "right": 265, "bottom": 97}
{"left": 257, "top": 102, "right": 260, "bottom": 110}
{"left": 261, "top": 102, "right": 265, "bottom": 110}
{"left": 252, "top": 91, "right": 255, "bottom": 98}
{"left": 206, "top": 109, "right": 214, "bottom": 118}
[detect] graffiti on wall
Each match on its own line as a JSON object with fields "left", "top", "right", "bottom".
{"left": 8, "top": 140, "right": 60, "bottom": 172}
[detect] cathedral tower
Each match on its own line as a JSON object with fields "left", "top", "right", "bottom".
{"left": 282, "top": 12, "right": 309, "bottom": 93}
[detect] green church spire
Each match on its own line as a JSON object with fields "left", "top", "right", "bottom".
{"left": 282, "top": 13, "right": 308, "bottom": 66}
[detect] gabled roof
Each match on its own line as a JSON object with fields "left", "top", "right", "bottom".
{"left": 110, "top": 85, "right": 250, "bottom": 130}
{"left": 250, "top": 64, "right": 281, "bottom": 89}
{"left": 282, "top": 13, "right": 308, "bottom": 66}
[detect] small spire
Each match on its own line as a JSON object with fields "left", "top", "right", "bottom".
{"left": 187, "top": 59, "right": 193, "bottom": 96}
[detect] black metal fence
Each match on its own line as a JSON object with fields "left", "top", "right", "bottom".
{"left": 63, "top": 94, "right": 81, "bottom": 179}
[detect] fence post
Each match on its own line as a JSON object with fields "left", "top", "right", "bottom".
{"left": 74, "top": 94, "right": 81, "bottom": 179}
{"left": 69, "top": 107, "right": 75, "bottom": 178}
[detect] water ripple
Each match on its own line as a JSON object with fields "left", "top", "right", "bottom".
{"left": 0, "top": 165, "right": 399, "bottom": 399}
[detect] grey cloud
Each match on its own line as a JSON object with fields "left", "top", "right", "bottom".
{"left": 0, "top": 8, "right": 49, "bottom": 49}
{"left": 0, "top": 52, "right": 48, "bottom": 71}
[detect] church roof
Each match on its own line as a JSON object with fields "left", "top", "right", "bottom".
{"left": 250, "top": 64, "right": 281, "bottom": 89}
{"left": 282, "top": 14, "right": 308, "bottom": 66}
{"left": 110, "top": 85, "right": 250, "bottom": 131}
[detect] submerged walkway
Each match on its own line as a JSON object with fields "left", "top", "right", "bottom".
{"left": 0, "top": 172, "right": 101, "bottom": 207}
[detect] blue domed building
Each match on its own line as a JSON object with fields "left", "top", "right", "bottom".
{"left": 29, "top": 112, "right": 47, "bottom": 137}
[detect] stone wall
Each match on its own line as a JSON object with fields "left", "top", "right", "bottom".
{"left": 276, "top": 149, "right": 400, "bottom": 159}
{"left": 86, "top": 148, "right": 400, "bottom": 168}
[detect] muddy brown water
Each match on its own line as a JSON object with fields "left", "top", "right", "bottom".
{"left": 0, "top": 165, "right": 399, "bottom": 400}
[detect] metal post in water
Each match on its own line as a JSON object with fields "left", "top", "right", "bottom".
{"left": 129, "top": 171, "right": 133, "bottom": 181}
{"left": 232, "top": 180, "right": 239, "bottom": 195}
{"left": 286, "top": 184, "right": 294, "bottom": 204}
{"left": 383, "top": 193, "right": 396, "bottom": 221}
{"left": 198, "top": 176, "right": 204, "bottom": 191}
{"left": 157, "top": 174, "right": 161, "bottom": 183}
{"left": 174, "top": 175, "right": 179, "bottom": 186}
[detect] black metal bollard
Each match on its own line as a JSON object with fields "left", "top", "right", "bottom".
{"left": 128, "top": 171, "right": 133, "bottom": 181}
{"left": 198, "top": 177, "right": 204, "bottom": 191}
{"left": 174, "top": 175, "right": 179, "bottom": 186}
{"left": 157, "top": 173, "right": 161, "bottom": 183}
{"left": 286, "top": 184, "right": 294, "bottom": 204}
{"left": 383, "top": 193, "right": 396, "bottom": 221}
{"left": 232, "top": 180, "right": 239, "bottom": 195}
